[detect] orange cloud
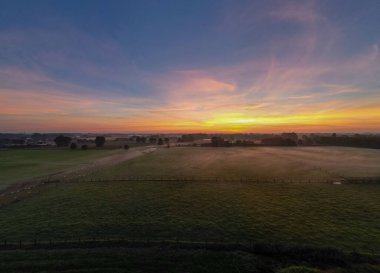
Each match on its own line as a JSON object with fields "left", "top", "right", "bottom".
{"left": 156, "top": 70, "right": 236, "bottom": 98}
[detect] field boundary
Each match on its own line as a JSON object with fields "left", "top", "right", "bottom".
{"left": 0, "top": 238, "right": 378, "bottom": 261}
{"left": 1, "top": 175, "right": 379, "bottom": 209}
{"left": 62, "top": 176, "right": 380, "bottom": 184}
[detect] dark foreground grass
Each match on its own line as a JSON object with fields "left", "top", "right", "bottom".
{"left": 0, "top": 181, "right": 379, "bottom": 253}
{"left": 0, "top": 246, "right": 379, "bottom": 273}
{"left": 0, "top": 247, "right": 251, "bottom": 273}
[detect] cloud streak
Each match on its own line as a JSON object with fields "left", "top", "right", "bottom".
{"left": 1, "top": 1, "right": 380, "bottom": 132}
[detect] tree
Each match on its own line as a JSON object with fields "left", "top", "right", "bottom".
{"left": 95, "top": 136, "right": 106, "bottom": 147}
{"left": 158, "top": 138, "right": 163, "bottom": 145}
{"left": 81, "top": 144, "right": 88, "bottom": 150}
{"left": 211, "top": 136, "right": 224, "bottom": 147}
{"left": 211, "top": 136, "right": 219, "bottom": 146}
{"left": 124, "top": 144, "right": 130, "bottom": 150}
{"left": 54, "top": 135, "right": 72, "bottom": 147}
{"left": 70, "top": 143, "right": 77, "bottom": 150}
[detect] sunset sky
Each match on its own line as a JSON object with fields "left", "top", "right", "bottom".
{"left": 1, "top": 0, "right": 380, "bottom": 133}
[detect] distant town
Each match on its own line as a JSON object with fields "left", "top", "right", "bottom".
{"left": 1, "top": 132, "right": 380, "bottom": 149}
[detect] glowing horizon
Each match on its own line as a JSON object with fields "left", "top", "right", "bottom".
{"left": 1, "top": 1, "right": 380, "bottom": 133}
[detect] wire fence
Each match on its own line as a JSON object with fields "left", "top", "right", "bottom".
{"left": 52, "top": 176, "right": 380, "bottom": 185}
{"left": 3, "top": 175, "right": 379, "bottom": 200}
{"left": 0, "top": 237, "right": 378, "bottom": 258}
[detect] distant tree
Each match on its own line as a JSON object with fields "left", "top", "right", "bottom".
{"left": 95, "top": 136, "right": 106, "bottom": 147}
{"left": 81, "top": 144, "right": 88, "bottom": 150}
{"left": 164, "top": 137, "right": 169, "bottom": 144}
{"left": 211, "top": 136, "right": 224, "bottom": 147}
{"left": 283, "top": 138, "right": 297, "bottom": 146}
{"left": 136, "top": 136, "right": 142, "bottom": 143}
{"left": 158, "top": 138, "right": 163, "bottom": 145}
{"left": 149, "top": 137, "right": 157, "bottom": 144}
{"left": 281, "top": 132, "right": 298, "bottom": 141}
{"left": 54, "top": 135, "right": 72, "bottom": 147}
{"left": 70, "top": 143, "right": 77, "bottom": 150}
{"left": 141, "top": 137, "right": 146, "bottom": 143}
{"left": 12, "top": 139, "right": 25, "bottom": 145}
{"left": 124, "top": 144, "right": 130, "bottom": 150}
{"left": 211, "top": 136, "right": 219, "bottom": 147}
{"left": 302, "top": 135, "right": 312, "bottom": 145}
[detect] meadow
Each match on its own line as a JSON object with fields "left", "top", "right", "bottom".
{"left": 0, "top": 247, "right": 254, "bottom": 273}
{"left": 0, "top": 146, "right": 380, "bottom": 265}
{"left": 0, "top": 149, "right": 119, "bottom": 189}
{"left": 0, "top": 246, "right": 378, "bottom": 273}
{"left": 91, "top": 146, "right": 380, "bottom": 181}
{"left": 0, "top": 179, "right": 379, "bottom": 253}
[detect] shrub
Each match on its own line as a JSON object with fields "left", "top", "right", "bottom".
{"left": 81, "top": 144, "right": 88, "bottom": 150}
{"left": 95, "top": 136, "right": 106, "bottom": 147}
{"left": 54, "top": 135, "right": 72, "bottom": 147}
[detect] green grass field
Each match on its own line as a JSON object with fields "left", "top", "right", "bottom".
{"left": 0, "top": 149, "right": 120, "bottom": 189}
{"left": 1, "top": 146, "right": 380, "bottom": 267}
{"left": 92, "top": 146, "right": 380, "bottom": 180}
{"left": 0, "top": 247, "right": 256, "bottom": 273}
{"left": 0, "top": 180, "right": 379, "bottom": 253}
{"left": 0, "top": 246, "right": 378, "bottom": 273}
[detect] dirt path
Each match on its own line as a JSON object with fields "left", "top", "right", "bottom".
{"left": 57, "top": 146, "right": 153, "bottom": 181}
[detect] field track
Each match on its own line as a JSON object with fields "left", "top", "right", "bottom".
{"left": 0, "top": 147, "right": 157, "bottom": 206}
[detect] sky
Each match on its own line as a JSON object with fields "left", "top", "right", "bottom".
{"left": 0, "top": 0, "right": 380, "bottom": 133}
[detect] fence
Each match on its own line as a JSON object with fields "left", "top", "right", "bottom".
{"left": 0, "top": 237, "right": 378, "bottom": 259}
{"left": 2, "top": 175, "right": 379, "bottom": 200}
{"left": 55, "top": 175, "right": 380, "bottom": 184}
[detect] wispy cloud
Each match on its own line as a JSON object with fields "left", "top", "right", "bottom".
{"left": 1, "top": 1, "right": 379, "bottom": 132}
